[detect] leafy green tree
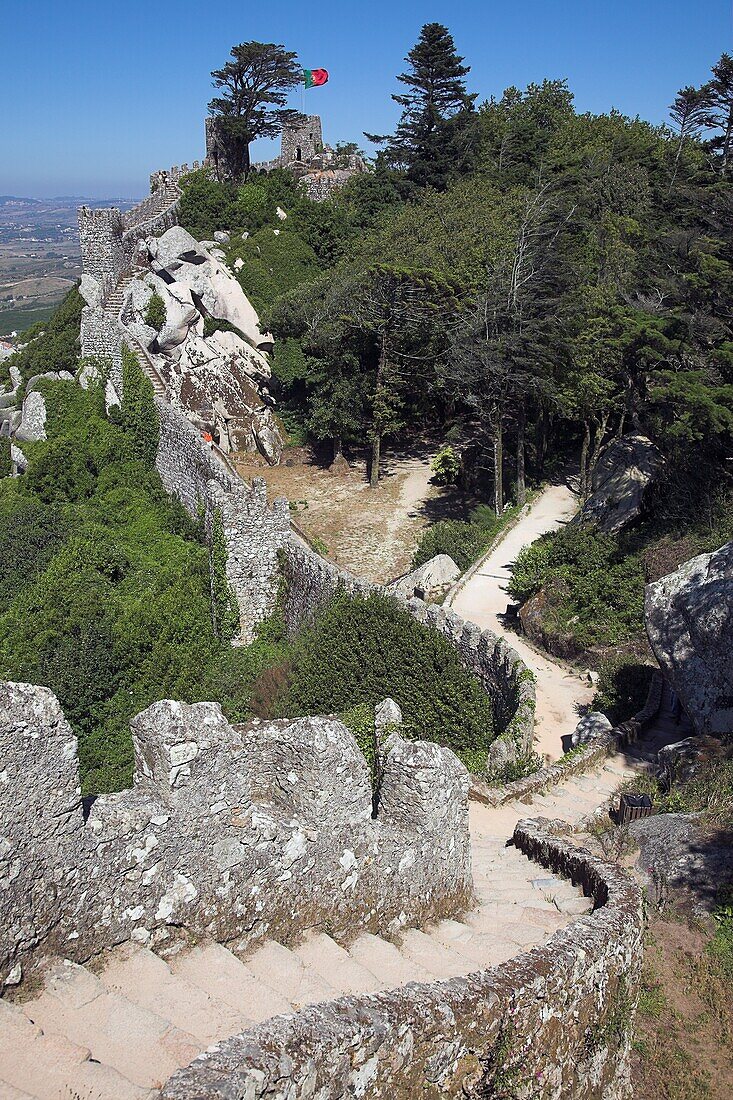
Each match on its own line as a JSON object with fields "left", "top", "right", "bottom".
{"left": 368, "top": 23, "right": 475, "bottom": 189}
{"left": 208, "top": 41, "right": 304, "bottom": 182}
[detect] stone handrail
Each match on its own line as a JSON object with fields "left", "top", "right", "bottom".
{"left": 161, "top": 817, "right": 643, "bottom": 1099}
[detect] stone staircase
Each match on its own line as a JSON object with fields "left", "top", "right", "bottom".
{"left": 0, "top": 750, "right": 647, "bottom": 1099}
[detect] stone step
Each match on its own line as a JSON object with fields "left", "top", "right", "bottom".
{"left": 25, "top": 958, "right": 199, "bottom": 1089}
{"left": 98, "top": 943, "right": 250, "bottom": 1045}
{"left": 0, "top": 1082, "right": 34, "bottom": 1100}
{"left": 292, "top": 934, "right": 383, "bottom": 996}
{"left": 242, "top": 940, "right": 338, "bottom": 1009}
{"left": 348, "top": 933, "right": 436, "bottom": 988}
{"left": 430, "top": 921, "right": 514, "bottom": 967}
{"left": 169, "top": 943, "right": 292, "bottom": 1022}
{"left": 397, "top": 928, "right": 472, "bottom": 979}
{"left": 0, "top": 998, "right": 151, "bottom": 1100}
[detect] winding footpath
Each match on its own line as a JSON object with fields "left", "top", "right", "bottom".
{"left": 0, "top": 482, "right": 658, "bottom": 1098}
{"left": 450, "top": 483, "right": 594, "bottom": 761}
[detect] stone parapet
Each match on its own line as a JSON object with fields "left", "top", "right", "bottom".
{"left": 0, "top": 683, "right": 472, "bottom": 984}
{"left": 161, "top": 818, "right": 643, "bottom": 1100}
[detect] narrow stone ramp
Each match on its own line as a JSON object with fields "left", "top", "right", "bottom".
{"left": 0, "top": 737, "right": 657, "bottom": 1099}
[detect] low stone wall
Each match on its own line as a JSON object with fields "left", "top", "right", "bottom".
{"left": 0, "top": 682, "right": 471, "bottom": 985}
{"left": 471, "top": 672, "right": 664, "bottom": 807}
{"left": 162, "top": 818, "right": 642, "bottom": 1100}
{"left": 282, "top": 536, "right": 536, "bottom": 759}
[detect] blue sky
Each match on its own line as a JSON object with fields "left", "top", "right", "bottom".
{"left": 3, "top": 0, "right": 731, "bottom": 198}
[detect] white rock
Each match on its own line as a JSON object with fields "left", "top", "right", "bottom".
{"left": 214, "top": 230, "right": 231, "bottom": 244}
{"left": 15, "top": 390, "right": 47, "bottom": 442}
{"left": 390, "top": 554, "right": 461, "bottom": 602}
{"left": 155, "top": 225, "right": 201, "bottom": 267}
{"left": 276, "top": 206, "right": 287, "bottom": 220}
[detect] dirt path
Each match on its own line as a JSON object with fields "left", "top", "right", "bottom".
{"left": 235, "top": 448, "right": 455, "bottom": 583}
{"left": 448, "top": 483, "right": 594, "bottom": 762}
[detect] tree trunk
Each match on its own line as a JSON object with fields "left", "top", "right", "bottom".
{"left": 535, "top": 407, "right": 548, "bottom": 479}
{"left": 333, "top": 437, "right": 343, "bottom": 461}
{"left": 493, "top": 420, "right": 504, "bottom": 516}
{"left": 516, "top": 404, "right": 526, "bottom": 506}
{"left": 579, "top": 420, "right": 591, "bottom": 500}
{"left": 588, "top": 411, "right": 611, "bottom": 484}
{"left": 370, "top": 432, "right": 381, "bottom": 488}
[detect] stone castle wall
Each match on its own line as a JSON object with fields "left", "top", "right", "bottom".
{"left": 77, "top": 172, "right": 182, "bottom": 369}
{"left": 155, "top": 398, "right": 290, "bottom": 643}
{"left": 162, "top": 817, "right": 643, "bottom": 1100}
{"left": 0, "top": 682, "right": 472, "bottom": 984}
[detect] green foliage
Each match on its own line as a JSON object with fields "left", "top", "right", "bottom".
{"left": 143, "top": 291, "right": 167, "bottom": 332}
{"left": 709, "top": 891, "right": 733, "bottom": 978}
{"left": 202, "top": 317, "right": 242, "bottom": 340}
{"left": 210, "top": 508, "right": 240, "bottom": 642}
{"left": 507, "top": 522, "right": 646, "bottom": 650}
{"left": 178, "top": 169, "right": 237, "bottom": 238}
{"left": 412, "top": 505, "right": 516, "bottom": 572}
{"left": 227, "top": 226, "right": 320, "bottom": 314}
{"left": 275, "top": 591, "right": 494, "bottom": 765}
{"left": 0, "top": 284, "right": 83, "bottom": 388}
{"left": 430, "top": 444, "right": 460, "bottom": 485}
{"left": 340, "top": 702, "right": 378, "bottom": 773}
{"left": 119, "top": 347, "right": 159, "bottom": 467}
{"left": 0, "top": 439, "right": 11, "bottom": 478}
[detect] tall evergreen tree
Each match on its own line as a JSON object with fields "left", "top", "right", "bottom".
{"left": 703, "top": 53, "right": 733, "bottom": 176}
{"left": 367, "top": 23, "right": 476, "bottom": 189}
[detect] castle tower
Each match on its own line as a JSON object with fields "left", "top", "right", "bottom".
{"left": 281, "top": 115, "right": 323, "bottom": 166}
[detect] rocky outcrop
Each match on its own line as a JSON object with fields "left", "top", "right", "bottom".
{"left": 631, "top": 811, "right": 733, "bottom": 915}
{"left": 121, "top": 227, "right": 284, "bottom": 464}
{"left": 645, "top": 540, "right": 733, "bottom": 735}
{"left": 390, "top": 554, "right": 460, "bottom": 602}
{"left": 580, "top": 434, "right": 664, "bottom": 534}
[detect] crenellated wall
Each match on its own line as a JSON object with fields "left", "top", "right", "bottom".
{"left": 0, "top": 682, "right": 472, "bottom": 985}
{"left": 161, "top": 817, "right": 643, "bottom": 1100}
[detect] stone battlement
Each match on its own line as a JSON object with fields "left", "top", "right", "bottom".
{"left": 0, "top": 682, "right": 471, "bottom": 984}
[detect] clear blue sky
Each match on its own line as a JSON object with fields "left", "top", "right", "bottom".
{"left": 3, "top": 0, "right": 731, "bottom": 198}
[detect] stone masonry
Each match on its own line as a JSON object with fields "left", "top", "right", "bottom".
{"left": 162, "top": 817, "right": 643, "bottom": 1100}
{"left": 0, "top": 681, "right": 472, "bottom": 986}
{"left": 154, "top": 397, "right": 290, "bottom": 642}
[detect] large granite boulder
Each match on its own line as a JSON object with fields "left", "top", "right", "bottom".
{"left": 14, "top": 390, "right": 47, "bottom": 442}
{"left": 391, "top": 554, "right": 461, "bottom": 602}
{"left": 645, "top": 541, "right": 733, "bottom": 735}
{"left": 580, "top": 434, "right": 664, "bottom": 534}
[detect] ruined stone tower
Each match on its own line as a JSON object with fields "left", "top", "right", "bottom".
{"left": 280, "top": 115, "right": 323, "bottom": 165}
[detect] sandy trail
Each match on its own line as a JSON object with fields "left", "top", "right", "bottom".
{"left": 449, "top": 483, "right": 594, "bottom": 762}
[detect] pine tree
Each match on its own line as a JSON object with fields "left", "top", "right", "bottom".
{"left": 703, "top": 53, "right": 733, "bottom": 176}
{"left": 367, "top": 23, "right": 476, "bottom": 189}
{"left": 668, "top": 85, "right": 709, "bottom": 190}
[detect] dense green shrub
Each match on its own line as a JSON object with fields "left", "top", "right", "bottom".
{"left": 412, "top": 505, "right": 515, "bottom": 572}
{"left": 119, "top": 347, "right": 159, "bottom": 466}
{"left": 143, "top": 291, "right": 166, "bottom": 332}
{"left": 274, "top": 590, "right": 495, "bottom": 768}
{"left": 0, "top": 439, "right": 11, "bottom": 478}
{"left": 430, "top": 444, "right": 460, "bottom": 485}
{"left": 226, "top": 227, "right": 320, "bottom": 314}
{"left": 507, "top": 522, "right": 646, "bottom": 650}
{"left": 594, "top": 656, "right": 655, "bottom": 724}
